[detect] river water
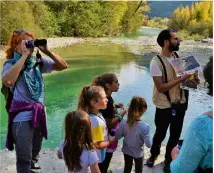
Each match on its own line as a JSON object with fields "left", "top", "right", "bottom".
{"left": 0, "top": 28, "right": 212, "bottom": 149}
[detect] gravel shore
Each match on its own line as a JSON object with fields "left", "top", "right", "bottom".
{"left": 0, "top": 146, "right": 167, "bottom": 173}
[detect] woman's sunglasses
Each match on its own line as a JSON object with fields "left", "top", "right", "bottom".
{"left": 11, "top": 29, "right": 27, "bottom": 46}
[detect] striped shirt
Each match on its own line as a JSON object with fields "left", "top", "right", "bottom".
{"left": 89, "top": 114, "right": 108, "bottom": 163}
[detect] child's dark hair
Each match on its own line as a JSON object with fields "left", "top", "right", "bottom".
{"left": 203, "top": 56, "right": 213, "bottom": 96}
{"left": 157, "top": 29, "right": 175, "bottom": 48}
{"left": 91, "top": 72, "right": 117, "bottom": 91}
{"left": 127, "top": 96, "right": 147, "bottom": 127}
{"left": 63, "top": 110, "right": 94, "bottom": 171}
{"left": 77, "top": 85, "right": 104, "bottom": 113}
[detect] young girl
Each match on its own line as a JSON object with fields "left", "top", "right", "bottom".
{"left": 77, "top": 86, "right": 115, "bottom": 165}
{"left": 115, "top": 96, "right": 152, "bottom": 173}
{"left": 57, "top": 110, "right": 100, "bottom": 173}
{"left": 91, "top": 73, "right": 127, "bottom": 173}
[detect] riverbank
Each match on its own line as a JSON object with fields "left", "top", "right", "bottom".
{"left": 1, "top": 36, "right": 212, "bottom": 83}
{"left": 0, "top": 36, "right": 213, "bottom": 61}
{"left": 0, "top": 146, "right": 166, "bottom": 173}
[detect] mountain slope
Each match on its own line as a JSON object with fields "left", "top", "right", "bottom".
{"left": 147, "top": 1, "right": 196, "bottom": 18}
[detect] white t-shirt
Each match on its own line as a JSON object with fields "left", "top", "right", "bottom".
{"left": 150, "top": 56, "right": 175, "bottom": 77}
{"left": 59, "top": 141, "right": 98, "bottom": 173}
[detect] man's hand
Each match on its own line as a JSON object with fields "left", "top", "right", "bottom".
{"left": 171, "top": 147, "right": 180, "bottom": 160}
{"left": 180, "top": 72, "right": 192, "bottom": 82}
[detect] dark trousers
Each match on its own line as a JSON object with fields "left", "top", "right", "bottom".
{"left": 98, "top": 152, "right": 113, "bottom": 173}
{"left": 12, "top": 121, "right": 43, "bottom": 173}
{"left": 150, "top": 106, "right": 185, "bottom": 162}
{"left": 123, "top": 154, "right": 143, "bottom": 173}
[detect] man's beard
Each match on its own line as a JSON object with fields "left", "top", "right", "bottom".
{"left": 169, "top": 41, "right": 180, "bottom": 52}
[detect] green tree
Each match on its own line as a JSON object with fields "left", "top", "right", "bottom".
{"left": 169, "top": 1, "right": 213, "bottom": 39}
{"left": 27, "top": 1, "right": 59, "bottom": 37}
{"left": 0, "top": 1, "right": 43, "bottom": 44}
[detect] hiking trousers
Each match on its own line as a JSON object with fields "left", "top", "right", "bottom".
{"left": 12, "top": 121, "right": 43, "bottom": 173}
{"left": 150, "top": 107, "right": 186, "bottom": 161}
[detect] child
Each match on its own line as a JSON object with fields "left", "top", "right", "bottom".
{"left": 77, "top": 86, "right": 115, "bottom": 165}
{"left": 91, "top": 72, "right": 127, "bottom": 173}
{"left": 57, "top": 110, "right": 100, "bottom": 173}
{"left": 115, "top": 96, "right": 152, "bottom": 173}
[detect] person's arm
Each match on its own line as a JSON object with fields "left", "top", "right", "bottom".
{"left": 140, "top": 124, "right": 152, "bottom": 148}
{"left": 57, "top": 150, "right": 62, "bottom": 159}
{"left": 114, "top": 103, "right": 123, "bottom": 108}
{"left": 170, "top": 119, "right": 207, "bottom": 173}
{"left": 115, "top": 120, "right": 124, "bottom": 140}
{"left": 38, "top": 45, "right": 68, "bottom": 71}
{"left": 153, "top": 75, "right": 189, "bottom": 93}
{"left": 2, "top": 41, "right": 31, "bottom": 87}
{"left": 150, "top": 59, "right": 191, "bottom": 93}
{"left": 94, "top": 135, "right": 115, "bottom": 149}
{"left": 90, "top": 163, "right": 101, "bottom": 173}
{"left": 105, "top": 118, "right": 120, "bottom": 129}
{"left": 89, "top": 151, "right": 101, "bottom": 173}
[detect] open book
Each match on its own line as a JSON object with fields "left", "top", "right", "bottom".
{"left": 171, "top": 55, "right": 200, "bottom": 89}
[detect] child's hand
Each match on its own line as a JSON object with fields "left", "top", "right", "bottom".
{"left": 120, "top": 108, "right": 127, "bottom": 116}
{"left": 108, "top": 135, "right": 115, "bottom": 143}
{"left": 116, "top": 103, "right": 123, "bottom": 108}
{"left": 171, "top": 147, "right": 180, "bottom": 160}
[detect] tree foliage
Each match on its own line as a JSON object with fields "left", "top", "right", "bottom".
{"left": 1, "top": 1, "right": 150, "bottom": 43}
{"left": 144, "top": 17, "right": 169, "bottom": 29}
{"left": 0, "top": 1, "right": 58, "bottom": 44}
{"left": 168, "top": 1, "right": 213, "bottom": 38}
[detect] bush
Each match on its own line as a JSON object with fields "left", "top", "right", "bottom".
{"left": 146, "top": 17, "right": 169, "bottom": 29}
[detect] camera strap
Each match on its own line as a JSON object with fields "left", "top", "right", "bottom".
{"left": 33, "top": 50, "right": 43, "bottom": 73}
{"left": 156, "top": 53, "right": 182, "bottom": 104}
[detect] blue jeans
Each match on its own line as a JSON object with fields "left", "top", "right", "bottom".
{"left": 12, "top": 121, "right": 43, "bottom": 173}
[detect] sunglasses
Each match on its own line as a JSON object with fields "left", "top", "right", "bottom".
{"left": 13, "top": 29, "right": 27, "bottom": 34}
{"left": 11, "top": 29, "right": 28, "bottom": 46}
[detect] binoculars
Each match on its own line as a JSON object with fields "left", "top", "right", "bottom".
{"left": 25, "top": 39, "right": 47, "bottom": 48}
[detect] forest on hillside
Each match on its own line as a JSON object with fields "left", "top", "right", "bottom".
{"left": 0, "top": 1, "right": 212, "bottom": 43}
{"left": 145, "top": 1, "right": 213, "bottom": 40}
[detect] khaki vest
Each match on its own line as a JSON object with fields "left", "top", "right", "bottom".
{"left": 152, "top": 55, "right": 186, "bottom": 109}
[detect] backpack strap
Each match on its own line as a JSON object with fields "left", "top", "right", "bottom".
{"left": 156, "top": 53, "right": 183, "bottom": 104}
{"left": 173, "top": 51, "right": 179, "bottom": 59}
{"left": 156, "top": 55, "right": 171, "bottom": 103}
{"left": 33, "top": 50, "right": 43, "bottom": 73}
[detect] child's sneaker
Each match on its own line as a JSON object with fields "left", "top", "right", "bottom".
{"left": 146, "top": 157, "right": 155, "bottom": 167}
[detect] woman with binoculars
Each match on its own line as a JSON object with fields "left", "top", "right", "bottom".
{"left": 1, "top": 30, "right": 68, "bottom": 173}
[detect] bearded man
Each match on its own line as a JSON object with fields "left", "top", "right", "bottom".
{"left": 146, "top": 29, "right": 191, "bottom": 173}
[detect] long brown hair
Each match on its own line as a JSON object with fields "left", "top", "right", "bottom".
{"left": 63, "top": 110, "right": 94, "bottom": 171}
{"left": 91, "top": 72, "right": 117, "bottom": 91}
{"left": 5, "top": 30, "right": 34, "bottom": 59}
{"left": 77, "top": 85, "right": 104, "bottom": 113}
{"left": 127, "top": 96, "right": 147, "bottom": 127}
